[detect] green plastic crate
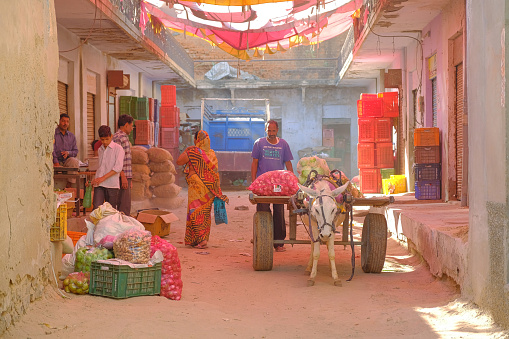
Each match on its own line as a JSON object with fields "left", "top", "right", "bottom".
{"left": 119, "top": 96, "right": 133, "bottom": 115}
{"left": 380, "top": 168, "right": 395, "bottom": 179}
{"left": 137, "top": 97, "right": 149, "bottom": 120}
{"left": 89, "top": 262, "right": 161, "bottom": 299}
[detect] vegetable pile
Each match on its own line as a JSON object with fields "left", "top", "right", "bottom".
{"left": 248, "top": 170, "right": 299, "bottom": 196}
{"left": 151, "top": 236, "right": 183, "bottom": 300}
{"left": 74, "top": 247, "right": 113, "bottom": 273}
{"left": 63, "top": 271, "right": 90, "bottom": 295}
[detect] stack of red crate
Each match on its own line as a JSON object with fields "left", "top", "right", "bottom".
{"left": 134, "top": 120, "right": 154, "bottom": 146}
{"left": 159, "top": 85, "right": 179, "bottom": 156}
{"left": 357, "top": 92, "right": 398, "bottom": 193}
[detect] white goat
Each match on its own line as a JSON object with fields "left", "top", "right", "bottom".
{"left": 298, "top": 180, "right": 349, "bottom": 286}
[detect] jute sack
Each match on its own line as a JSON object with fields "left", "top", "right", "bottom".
{"left": 146, "top": 147, "right": 173, "bottom": 162}
{"left": 132, "top": 164, "right": 151, "bottom": 175}
{"left": 153, "top": 183, "right": 182, "bottom": 198}
{"left": 150, "top": 172, "right": 175, "bottom": 187}
{"left": 132, "top": 181, "right": 147, "bottom": 201}
{"left": 151, "top": 196, "right": 185, "bottom": 210}
{"left": 132, "top": 147, "right": 149, "bottom": 164}
{"left": 149, "top": 160, "right": 176, "bottom": 174}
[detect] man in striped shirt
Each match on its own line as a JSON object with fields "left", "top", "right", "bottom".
{"left": 112, "top": 115, "right": 134, "bottom": 215}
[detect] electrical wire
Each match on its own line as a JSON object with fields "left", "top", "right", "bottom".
{"left": 59, "top": 0, "right": 99, "bottom": 53}
{"left": 364, "top": 2, "right": 424, "bottom": 93}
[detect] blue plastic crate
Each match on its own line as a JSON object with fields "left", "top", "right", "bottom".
{"left": 154, "top": 99, "right": 159, "bottom": 123}
{"left": 414, "top": 164, "right": 441, "bottom": 181}
{"left": 415, "top": 180, "right": 441, "bottom": 200}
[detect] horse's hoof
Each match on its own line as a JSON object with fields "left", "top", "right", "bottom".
{"left": 334, "top": 279, "right": 342, "bottom": 287}
{"left": 307, "top": 279, "right": 315, "bottom": 287}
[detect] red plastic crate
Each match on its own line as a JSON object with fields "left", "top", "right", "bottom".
{"left": 359, "top": 94, "right": 383, "bottom": 117}
{"left": 159, "top": 127, "right": 179, "bottom": 148}
{"left": 414, "top": 146, "right": 440, "bottom": 164}
{"left": 134, "top": 120, "right": 153, "bottom": 145}
{"left": 161, "top": 85, "right": 176, "bottom": 105}
{"left": 376, "top": 143, "right": 394, "bottom": 168}
{"left": 357, "top": 143, "right": 375, "bottom": 168}
{"left": 357, "top": 100, "right": 362, "bottom": 117}
{"left": 358, "top": 118, "right": 375, "bottom": 143}
{"left": 378, "top": 92, "right": 399, "bottom": 117}
{"left": 360, "top": 168, "right": 381, "bottom": 193}
{"left": 159, "top": 105, "right": 179, "bottom": 128}
{"left": 375, "top": 118, "right": 392, "bottom": 142}
{"left": 148, "top": 98, "right": 154, "bottom": 121}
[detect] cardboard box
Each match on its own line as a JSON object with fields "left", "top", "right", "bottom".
{"left": 137, "top": 210, "right": 179, "bottom": 237}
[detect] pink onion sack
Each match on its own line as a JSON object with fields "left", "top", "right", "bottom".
{"left": 151, "top": 236, "right": 183, "bottom": 300}
{"left": 248, "top": 170, "right": 299, "bottom": 196}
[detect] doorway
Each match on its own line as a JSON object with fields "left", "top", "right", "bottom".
{"left": 322, "top": 118, "right": 351, "bottom": 177}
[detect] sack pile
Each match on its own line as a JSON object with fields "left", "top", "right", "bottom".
{"left": 132, "top": 146, "right": 152, "bottom": 201}
{"left": 146, "top": 147, "right": 184, "bottom": 209}
{"left": 130, "top": 147, "right": 184, "bottom": 208}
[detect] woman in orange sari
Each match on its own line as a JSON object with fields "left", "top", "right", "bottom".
{"left": 177, "top": 130, "right": 228, "bottom": 249}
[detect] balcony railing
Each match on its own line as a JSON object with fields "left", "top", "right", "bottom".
{"left": 109, "top": 0, "right": 194, "bottom": 79}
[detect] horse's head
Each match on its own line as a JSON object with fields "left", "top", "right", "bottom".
{"left": 298, "top": 180, "right": 349, "bottom": 241}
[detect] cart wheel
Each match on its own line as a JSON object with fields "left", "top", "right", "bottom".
{"left": 253, "top": 211, "right": 273, "bottom": 271}
{"left": 361, "top": 213, "right": 387, "bottom": 273}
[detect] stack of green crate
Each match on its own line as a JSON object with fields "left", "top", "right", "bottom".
{"left": 137, "top": 98, "right": 149, "bottom": 120}
{"left": 119, "top": 96, "right": 138, "bottom": 119}
{"left": 128, "top": 121, "right": 135, "bottom": 145}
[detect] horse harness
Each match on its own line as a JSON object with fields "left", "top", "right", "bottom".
{"left": 307, "top": 193, "right": 342, "bottom": 243}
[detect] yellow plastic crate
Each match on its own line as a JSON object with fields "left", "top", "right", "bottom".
{"left": 382, "top": 175, "right": 406, "bottom": 195}
{"left": 50, "top": 204, "right": 67, "bottom": 242}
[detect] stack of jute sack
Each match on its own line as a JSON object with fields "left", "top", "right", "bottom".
{"left": 131, "top": 146, "right": 184, "bottom": 209}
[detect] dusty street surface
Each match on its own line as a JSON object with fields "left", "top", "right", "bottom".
{"left": 5, "top": 189, "right": 509, "bottom": 338}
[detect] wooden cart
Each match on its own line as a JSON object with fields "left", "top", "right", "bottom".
{"left": 248, "top": 194, "right": 394, "bottom": 273}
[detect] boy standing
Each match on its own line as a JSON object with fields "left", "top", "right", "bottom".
{"left": 91, "top": 125, "right": 125, "bottom": 210}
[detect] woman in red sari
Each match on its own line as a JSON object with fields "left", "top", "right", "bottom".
{"left": 177, "top": 130, "right": 228, "bottom": 249}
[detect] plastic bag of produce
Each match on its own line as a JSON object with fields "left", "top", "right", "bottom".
{"left": 151, "top": 236, "right": 183, "bottom": 300}
{"left": 147, "top": 147, "right": 173, "bottom": 162}
{"left": 113, "top": 228, "right": 152, "bottom": 264}
{"left": 89, "top": 202, "right": 118, "bottom": 224}
{"left": 63, "top": 271, "right": 90, "bottom": 295}
{"left": 93, "top": 212, "right": 145, "bottom": 246}
{"left": 248, "top": 170, "right": 299, "bottom": 196}
{"left": 297, "top": 156, "right": 330, "bottom": 184}
{"left": 74, "top": 246, "right": 113, "bottom": 273}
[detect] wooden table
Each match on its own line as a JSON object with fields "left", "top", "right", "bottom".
{"left": 54, "top": 168, "right": 96, "bottom": 216}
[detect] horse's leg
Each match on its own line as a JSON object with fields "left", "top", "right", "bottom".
{"left": 307, "top": 240, "right": 320, "bottom": 286}
{"left": 328, "top": 234, "right": 341, "bottom": 286}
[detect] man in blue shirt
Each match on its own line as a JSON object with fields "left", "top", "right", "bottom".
{"left": 53, "top": 113, "right": 79, "bottom": 186}
{"left": 251, "top": 120, "right": 294, "bottom": 252}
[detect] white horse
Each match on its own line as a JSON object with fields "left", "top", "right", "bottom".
{"left": 298, "top": 180, "right": 349, "bottom": 286}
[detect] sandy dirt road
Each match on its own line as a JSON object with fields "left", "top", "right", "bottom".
{"left": 5, "top": 189, "right": 508, "bottom": 338}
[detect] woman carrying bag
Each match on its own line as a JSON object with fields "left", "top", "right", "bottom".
{"left": 177, "top": 130, "right": 228, "bottom": 249}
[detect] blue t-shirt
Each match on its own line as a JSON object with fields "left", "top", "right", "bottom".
{"left": 252, "top": 137, "right": 293, "bottom": 177}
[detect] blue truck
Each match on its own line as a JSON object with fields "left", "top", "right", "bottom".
{"left": 201, "top": 99, "right": 270, "bottom": 185}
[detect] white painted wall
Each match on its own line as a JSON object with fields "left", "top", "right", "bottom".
{"left": 466, "top": 0, "right": 509, "bottom": 327}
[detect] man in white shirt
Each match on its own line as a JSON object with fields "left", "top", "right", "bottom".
{"left": 91, "top": 125, "right": 125, "bottom": 210}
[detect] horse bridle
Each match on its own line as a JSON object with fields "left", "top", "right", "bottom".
{"left": 308, "top": 194, "right": 340, "bottom": 242}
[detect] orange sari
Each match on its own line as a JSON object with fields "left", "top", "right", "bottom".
{"left": 184, "top": 131, "right": 228, "bottom": 246}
